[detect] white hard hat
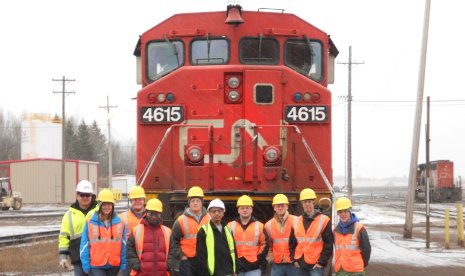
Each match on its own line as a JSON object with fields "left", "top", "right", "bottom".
{"left": 76, "top": 180, "right": 94, "bottom": 194}
{"left": 207, "top": 198, "right": 225, "bottom": 211}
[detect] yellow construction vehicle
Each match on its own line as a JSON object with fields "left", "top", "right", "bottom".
{"left": 0, "top": 177, "right": 22, "bottom": 210}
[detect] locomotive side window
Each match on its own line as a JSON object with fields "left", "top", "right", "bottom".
{"left": 254, "top": 84, "right": 274, "bottom": 104}
{"left": 147, "top": 40, "right": 184, "bottom": 81}
{"left": 284, "top": 39, "right": 323, "bottom": 81}
{"left": 239, "top": 37, "right": 279, "bottom": 65}
{"left": 191, "top": 38, "right": 229, "bottom": 65}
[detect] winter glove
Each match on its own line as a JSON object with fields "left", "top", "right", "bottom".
{"left": 59, "top": 254, "right": 72, "bottom": 270}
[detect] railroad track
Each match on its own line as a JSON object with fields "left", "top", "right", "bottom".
{"left": 0, "top": 206, "right": 128, "bottom": 220}
{"left": 0, "top": 230, "right": 59, "bottom": 247}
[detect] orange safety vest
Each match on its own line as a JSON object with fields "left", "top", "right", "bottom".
{"left": 294, "top": 214, "right": 330, "bottom": 264}
{"left": 178, "top": 214, "right": 210, "bottom": 257}
{"left": 130, "top": 224, "right": 172, "bottom": 276}
{"left": 119, "top": 210, "right": 143, "bottom": 239}
{"left": 87, "top": 221, "right": 124, "bottom": 267}
{"left": 228, "top": 220, "right": 264, "bottom": 263}
{"left": 334, "top": 222, "right": 364, "bottom": 273}
{"left": 265, "top": 215, "right": 298, "bottom": 263}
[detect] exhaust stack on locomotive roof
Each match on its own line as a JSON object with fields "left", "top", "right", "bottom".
{"left": 225, "top": 4, "right": 244, "bottom": 25}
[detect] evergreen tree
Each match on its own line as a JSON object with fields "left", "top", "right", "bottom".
{"left": 64, "top": 117, "right": 79, "bottom": 159}
{"left": 76, "top": 120, "right": 95, "bottom": 161}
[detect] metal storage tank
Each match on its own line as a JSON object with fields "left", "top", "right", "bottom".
{"left": 21, "top": 113, "right": 62, "bottom": 160}
{"left": 0, "top": 158, "right": 99, "bottom": 204}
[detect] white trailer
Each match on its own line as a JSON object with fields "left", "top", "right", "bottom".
{"left": 112, "top": 174, "right": 136, "bottom": 196}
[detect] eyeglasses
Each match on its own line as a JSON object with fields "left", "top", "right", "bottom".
{"left": 146, "top": 211, "right": 160, "bottom": 216}
{"left": 78, "top": 193, "right": 92, "bottom": 198}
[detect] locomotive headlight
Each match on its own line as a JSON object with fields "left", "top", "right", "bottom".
{"left": 263, "top": 146, "right": 281, "bottom": 163}
{"left": 228, "top": 77, "right": 240, "bottom": 88}
{"left": 312, "top": 92, "right": 321, "bottom": 103}
{"left": 303, "top": 92, "right": 312, "bottom": 102}
{"left": 186, "top": 146, "right": 203, "bottom": 164}
{"left": 166, "top": 93, "right": 175, "bottom": 103}
{"left": 228, "top": 90, "right": 240, "bottom": 102}
{"left": 293, "top": 92, "right": 302, "bottom": 102}
{"left": 148, "top": 93, "right": 157, "bottom": 103}
{"left": 157, "top": 93, "right": 166, "bottom": 103}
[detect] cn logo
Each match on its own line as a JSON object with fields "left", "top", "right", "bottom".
{"left": 179, "top": 119, "right": 288, "bottom": 164}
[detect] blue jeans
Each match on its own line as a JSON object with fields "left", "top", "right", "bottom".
{"left": 297, "top": 266, "right": 324, "bottom": 276}
{"left": 238, "top": 268, "right": 262, "bottom": 276}
{"left": 271, "top": 263, "right": 298, "bottom": 276}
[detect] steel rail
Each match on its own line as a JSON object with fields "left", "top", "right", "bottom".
{"left": 0, "top": 230, "right": 60, "bottom": 247}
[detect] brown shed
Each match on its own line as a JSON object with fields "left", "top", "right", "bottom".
{"left": 0, "top": 158, "right": 99, "bottom": 203}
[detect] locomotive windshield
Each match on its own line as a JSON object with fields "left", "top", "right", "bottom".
{"left": 239, "top": 37, "right": 279, "bottom": 65}
{"left": 191, "top": 38, "right": 229, "bottom": 65}
{"left": 284, "top": 39, "right": 323, "bottom": 81}
{"left": 147, "top": 40, "right": 184, "bottom": 81}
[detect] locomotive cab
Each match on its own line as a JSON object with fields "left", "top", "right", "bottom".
{"left": 134, "top": 5, "right": 337, "bottom": 223}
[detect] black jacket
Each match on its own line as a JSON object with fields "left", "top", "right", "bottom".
{"left": 296, "top": 211, "right": 334, "bottom": 268}
{"left": 196, "top": 221, "right": 237, "bottom": 276}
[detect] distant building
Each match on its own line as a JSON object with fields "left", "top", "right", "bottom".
{"left": 112, "top": 174, "right": 136, "bottom": 196}
{"left": 0, "top": 158, "right": 99, "bottom": 204}
{"left": 21, "top": 113, "right": 62, "bottom": 159}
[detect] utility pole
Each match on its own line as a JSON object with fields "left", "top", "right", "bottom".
{"left": 404, "top": 0, "right": 431, "bottom": 239}
{"left": 53, "top": 76, "right": 75, "bottom": 204}
{"left": 338, "top": 46, "right": 364, "bottom": 201}
{"left": 425, "top": 96, "right": 431, "bottom": 248}
{"left": 99, "top": 96, "right": 117, "bottom": 188}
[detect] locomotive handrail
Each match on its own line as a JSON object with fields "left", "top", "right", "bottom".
{"left": 137, "top": 124, "right": 215, "bottom": 189}
{"left": 251, "top": 124, "right": 336, "bottom": 198}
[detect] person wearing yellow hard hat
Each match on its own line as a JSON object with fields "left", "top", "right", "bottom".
{"left": 168, "top": 186, "right": 209, "bottom": 275}
{"left": 265, "top": 194, "right": 299, "bottom": 276}
{"left": 58, "top": 180, "right": 98, "bottom": 273}
{"left": 119, "top": 186, "right": 146, "bottom": 243}
{"left": 333, "top": 197, "right": 371, "bottom": 275}
{"left": 80, "top": 188, "right": 127, "bottom": 275}
{"left": 227, "top": 195, "right": 270, "bottom": 275}
{"left": 127, "top": 198, "right": 172, "bottom": 275}
{"left": 293, "top": 188, "right": 333, "bottom": 276}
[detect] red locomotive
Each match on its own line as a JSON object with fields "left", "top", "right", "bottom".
{"left": 416, "top": 160, "right": 462, "bottom": 202}
{"left": 134, "top": 5, "right": 338, "bottom": 221}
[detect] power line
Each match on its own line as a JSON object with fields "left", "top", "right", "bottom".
{"left": 99, "top": 96, "right": 118, "bottom": 188}
{"left": 52, "top": 76, "right": 75, "bottom": 204}
{"left": 337, "top": 46, "right": 364, "bottom": 201}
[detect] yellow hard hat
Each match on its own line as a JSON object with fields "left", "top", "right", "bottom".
{"left": 300, "top": 188, "right": 316, "bottom": 201}
{"left": 146, "top": 198, "right": 163, "bottom": 213}
{"left": 187, "top": 186, "right": 204, "bottom": 198}
{"left": 272, "top": 194, "right": 289, "bottom": 206}
{"left": 335, "top": 197, "right": 352, "bottom": 212}
{"left": 236, "top": 195, "right": 253, "bottom": 207}
{"left": 129, "top": 186, "right": 146, "bottom": 199}
{"left": 98, "top": 188, "right": 115, "bottom": 204}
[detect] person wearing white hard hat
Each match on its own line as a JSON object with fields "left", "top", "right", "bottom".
{"left": 196, "top": 198, "right": 237, "bottom": 276}
{"left": 58, "top": 180, "right": 98, "bottom": 275}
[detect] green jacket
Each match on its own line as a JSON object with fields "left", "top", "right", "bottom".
{"left": 58, "top": 201, "right": 97, "bottom": 264}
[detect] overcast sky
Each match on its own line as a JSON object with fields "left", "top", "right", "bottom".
{"left": 1, "top": 0, "right": 464, "bottom": 181}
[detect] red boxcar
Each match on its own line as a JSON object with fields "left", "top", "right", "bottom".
{"left": 416, "top": 160, "right": 462, "bottom": 202}
{"left": 133, "top": 5, "right": 338, "bottom": 221}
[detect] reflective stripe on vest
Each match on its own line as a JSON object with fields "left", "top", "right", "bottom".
{"left": 265, "top": 215, "right": 297, "bottom": 263}
{"left": 179, "top": 214, "right": 210, "bottom": 257}
{"left": 334, "top": 222, "right": 364, "bottom": 273}
{"left": 88, "top": 221, "right": 124, "bottom": 267}
{"left": 202, "top": 224, "right": 236, "bottom": 275}
{"left": 228, "top": 220, "right": 262, "bottom": 263}
{"left": 294, "top": 214, "right": 330, "bottom": 264}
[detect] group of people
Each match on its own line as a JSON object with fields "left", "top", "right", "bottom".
{"left": 59, "top": 181, "right": 371, "bottom": 276}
